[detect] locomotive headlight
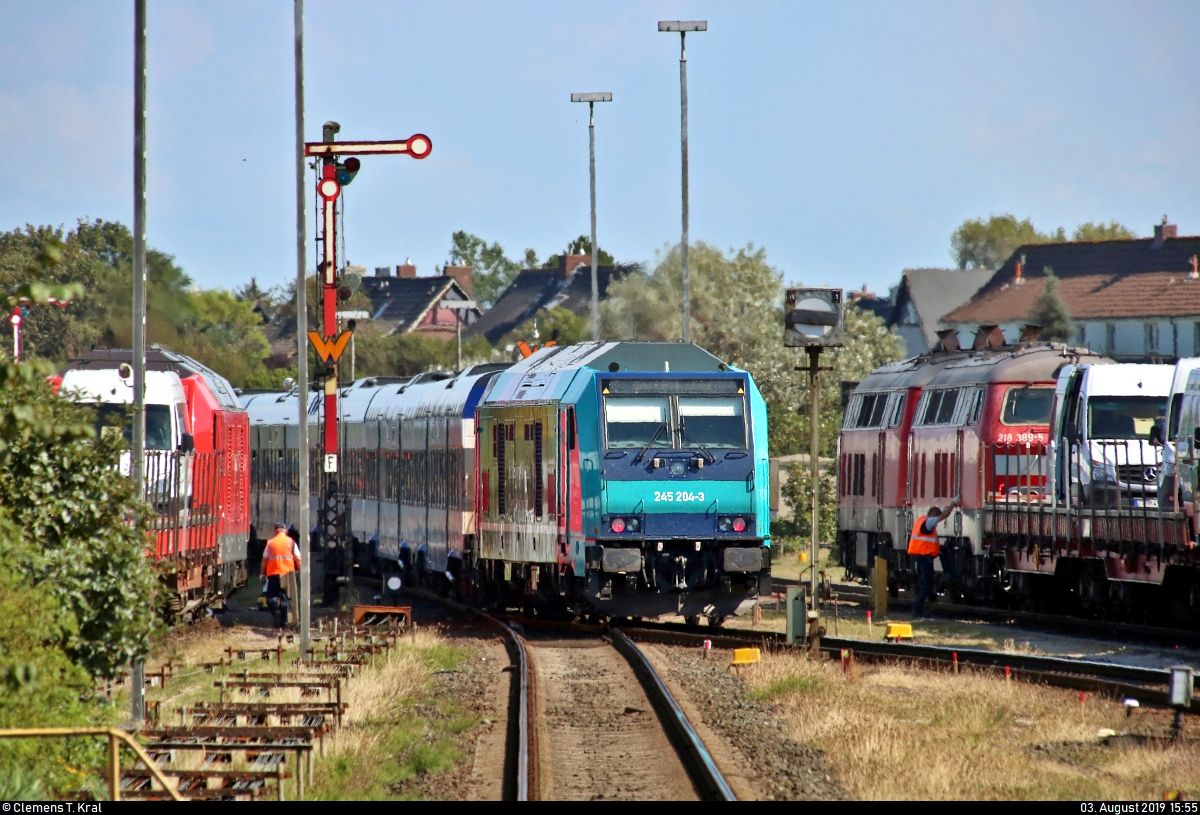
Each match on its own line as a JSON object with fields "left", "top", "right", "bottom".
{"left": 610, "top": 517, "right": 626, "bottom": 533}
{"left": 718, "top": 516, "right": 732, "bottom": 532}
{"left": 732, "top": 517, "right": 747, "bottom": 533}
{"left": 627, "top": 517, "right": 640, "bottom": 532}
{"left": 669, "top": 460, "right": 687, "bottom": 477}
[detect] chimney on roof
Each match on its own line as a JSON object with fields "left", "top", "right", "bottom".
{"left": 397, "top": 262, "right": 416, "bottom": 279}
{"left": 1190, "top": 255, "right": 1199, "bottom": 281}
{"left": 443, "top": 265, "right": 473, "bottom": 296}
{"left": 563, "top": 254, "right": 591, "bottom": 279}
{"left": 374, "top": 266, "right": 392, "bottom": 277}
{"left": 1154, "top": 215, "right": 1178, "bottom": 248}
{"left": 1014, "top": 255, "right": 1025, "bottom": 286}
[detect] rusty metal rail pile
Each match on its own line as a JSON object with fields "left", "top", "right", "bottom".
{"left": 119, "top": 617, "right": 411, "bottom": 800}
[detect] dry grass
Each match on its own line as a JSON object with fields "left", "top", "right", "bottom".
{"left": 743, "top": 650, "right": 1200, "bottom": 800}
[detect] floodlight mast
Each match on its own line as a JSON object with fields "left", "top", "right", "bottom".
{"left": 570, "top": 92, "right": 612, "bottom": 342}
{"left": 658, "top": 21, "right": 706, "bottom": 344}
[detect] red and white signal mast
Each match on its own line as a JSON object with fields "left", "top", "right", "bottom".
{"left": 303, "top": 121, "right": 430, "bottom": 599}
{"left": 303, "top": 121, "right": 431, "bottom": 468}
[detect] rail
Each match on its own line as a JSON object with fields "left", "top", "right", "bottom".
{"left": 609, "top": 628, "right": 736, "bottom": 801}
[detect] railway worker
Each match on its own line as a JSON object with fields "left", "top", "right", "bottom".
{"left": 908, "top": 498, "right": 960, "bottom": 616}
{"left": 262, "top": 522, "right": 302, "bottom": 631}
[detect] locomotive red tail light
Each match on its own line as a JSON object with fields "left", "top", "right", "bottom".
{"left": 732, "top": 517, "right": 746, "bottom": 533}
{"left": 610, "top": 517, "right": 626, "bottom": 533}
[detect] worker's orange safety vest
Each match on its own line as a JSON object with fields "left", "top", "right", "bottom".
{"left": 264, "top": 533, "right": 299, "bottom": 577}
{"left": 907, "top": 515, "right": 941, "bottom": 557}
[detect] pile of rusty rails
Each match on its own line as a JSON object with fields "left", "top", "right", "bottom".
{"left": 121, "top": 617, "right": 411, "bottom": 801}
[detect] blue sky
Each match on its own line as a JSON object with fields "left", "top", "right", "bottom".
{"left": 2, "top": 0, "right": 1198, "bottom": 297}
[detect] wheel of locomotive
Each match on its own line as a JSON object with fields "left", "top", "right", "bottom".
{"left": 707, "top": 614, "right": 726, "bottom": 628}
{"left": 684, "top": 615, "right": 701, "bottom": 627}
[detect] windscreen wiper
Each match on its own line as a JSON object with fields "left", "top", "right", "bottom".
{"left": 680, "top": 419, "right": 717, "bottom": 464}
{"left": 634, "top": 421, "right": 669, "bottom": 463}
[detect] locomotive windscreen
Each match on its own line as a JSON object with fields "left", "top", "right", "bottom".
{"left": 1001, "top": 386, "right": 1054, "bottom": 425}
{"left": 89, "top": 403, "right": 173, "bottom": 450}
{"left": 603, "top": 378, "right": 748, "bottom": 450}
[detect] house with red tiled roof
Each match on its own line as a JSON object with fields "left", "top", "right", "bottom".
{"left": 941, "top": 218, "right": 1200, "bottom": 362}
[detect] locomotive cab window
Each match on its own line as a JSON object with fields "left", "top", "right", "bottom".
{"left": 679, "top": 396, "right": 745, "bottom": 449}
{"left": 604, "top": 396, "right": 670, "bottom": 448}
{"left": 1001, "top": 385, "right": 1054, "bottom": 426}
{"left": 602, "top": 378, "right": 748, "bottom": 450}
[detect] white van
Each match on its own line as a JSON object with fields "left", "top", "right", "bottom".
{"left": 1171, "top": 368, "right": 1200, "bottom": 519}
{"left": 1050, "top": 363, "right": 1173, "bottom": 508}
{"left": 59, "top": 365, "right": 195, "bottom": 501}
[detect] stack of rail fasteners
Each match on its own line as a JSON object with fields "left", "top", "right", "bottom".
{"left": 121, "top": 619, "right": 407, "bottom": 800}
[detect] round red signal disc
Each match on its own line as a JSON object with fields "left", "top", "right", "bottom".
{"left": 318, "top": 178, "right": 340, "bottom": 200}
{"left": 407, "top": 134, "right": 432, "bottom": 159}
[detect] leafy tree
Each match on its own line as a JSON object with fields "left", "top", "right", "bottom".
{"left": 543, "top": 235, "right": 614, "bottom": 269}
{"left": 776, "top": 461, "right": 837, "bottom": 546}
{"left": 1029, "top": 267, "right": 1073, "bottom": 341}
{"left": 446, "top": 231, "right": 531, "bottom": 309}
{"left": 0, "top": 516, "right": 109, "bottom": 796}
{"left": 599, "top": 242, "right": 905, "bottom": 456}
{"left": 950, "top": 214, "right": 1064, "bottom": 270}
{"left": 1072, "top": 220, "right": 1137, "bottom": 241}
{"left": 0, "top": 369, "right": 156, "bottom": 678}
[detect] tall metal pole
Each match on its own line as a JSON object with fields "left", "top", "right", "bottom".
{"left": 130, "top": 0, "right": 148, "bottom": 722}
{"left": 588, "top": 102, "right": 599, "bottom": 342}
{"left": 293, "top": 0, "right": 311, "bottom": 661}
{"left": 807, "top": 347, "right": 821, "bottom": 614}
{"left": 679, "top": 32, "right": 690, "bottom": 344}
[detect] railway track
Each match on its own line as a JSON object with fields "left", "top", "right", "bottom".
{"left": 411, "top": 591, "right": 736, "bottom": 801}
{"left": 588, "top": 617, "right": 1200, "bottom": 715}
{"left": 771, "top": 576, "right": 1200, "bottom": 649}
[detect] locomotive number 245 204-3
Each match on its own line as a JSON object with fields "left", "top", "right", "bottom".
{"left": 654, "top": 491, "right": 705, "bottom": 503}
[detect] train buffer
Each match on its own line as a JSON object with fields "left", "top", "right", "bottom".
{"left": 885, "top": 623, "right": 913, "bottom": 643}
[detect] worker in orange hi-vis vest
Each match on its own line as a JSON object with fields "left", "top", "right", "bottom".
{"left": 261, "top": 522, "right": 301, "bottom": 631}
{"left": 907, "top": 498, "right": 959, "bottom": 617}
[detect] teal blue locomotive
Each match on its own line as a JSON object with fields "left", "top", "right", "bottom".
{"left": 244, "top": 341, "right": 773, "bottom": 624}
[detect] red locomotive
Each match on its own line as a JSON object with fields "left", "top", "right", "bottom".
{"left": 57, "top": 349, "right": 249, "bottom": 620}
{"left": 838, "top": 330, "right": 1108, "bottom": 605}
